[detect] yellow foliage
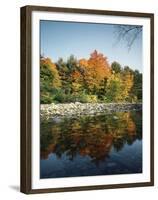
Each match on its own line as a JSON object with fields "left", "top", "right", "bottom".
{"left": 41, "top": 57, "right": 61, "bottom": 88}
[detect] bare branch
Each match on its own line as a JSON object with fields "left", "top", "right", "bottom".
{"left": 114, "top": 25, "right": 142, "bottom": 50}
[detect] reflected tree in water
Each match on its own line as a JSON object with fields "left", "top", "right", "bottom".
{"left": 40, "top": 111, "right": 142, "bottom": 165}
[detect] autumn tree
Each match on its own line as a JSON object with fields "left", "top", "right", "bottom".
{"left": 105, "top": 73, "right": 124, "bottom": 102}
{"left": 105, "top": 67, "right": 134, "bottom": 102}
{"left": 121, "top": 66, "right": 134, "bottom": 101}
{"left": 79, "top": 50, "right": 111, "bottom": 94}
{"left": 40, "top": 57, "right": 61, "bottom": 103}
{"left": 67, "top": 55, "right": 83, "bottom": 94}
{"left": 71, "top": 70, "right": 84, "bottom": 94}
{"left": 41, "top": 57, "right": 61, "bottom": 88}
{"left": 78, "top": 58, "right": 89, "bottom": 92}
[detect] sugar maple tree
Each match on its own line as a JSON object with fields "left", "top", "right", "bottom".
{"left": 79, "top": 50, "right": 111, "bottom": 93}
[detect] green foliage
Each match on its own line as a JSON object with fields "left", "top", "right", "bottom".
{"left": 52, "top": 91, "right": 98, "bottom": 103}
{"left": 111, "top": 61, "right": 121, "bottom": 73}
{"left": 40, "top": 64, "right": 53, "bottom": 91}
{"left": 105, "top": 74, "right": 124, "bottom": 102}
{"left": 40, "top": 92, "right": 54, "bottom": 104}
{"left": 53, "top": 90, "right": 65, "bottom": 103}
{"left": 131, "top": 70, "right": 142, "bottom": 101}
{"left": 40, "top": 63, "right": 54, "bottom": 104}
{"left": 40, "top": 57, "right": 61, "bottom": 104}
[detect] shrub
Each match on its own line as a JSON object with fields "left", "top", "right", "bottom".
{"left": 53, "top": 91, "right": 66, "bottom": 103}
{"left": 40, "top": 92, "right": 53, "bottom": 104}
{"left": 72, "top": 93, "right": 98, "bottom": 103}
{"left": 83, "top": 94, "right": 98, "bottom": 103}
{"left": 53, "top": 92, "right": 98, "bottom": 103}
{"left": 125, "top": 95, "right": 138, "bottom": 103}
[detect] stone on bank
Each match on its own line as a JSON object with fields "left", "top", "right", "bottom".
{"left": 40, "top": 102, "right": 142, "bottom": 120}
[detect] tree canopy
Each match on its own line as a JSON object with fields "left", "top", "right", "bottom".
{"left": 40, "top": 50, "right": 142, "bottom": 104}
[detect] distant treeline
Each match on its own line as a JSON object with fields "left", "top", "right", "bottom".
{"left": 40, "top": 50, "right": 142, "bottom": 104}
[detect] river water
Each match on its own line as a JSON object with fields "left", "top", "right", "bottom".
{"left": 40, "top": 111, "right": 142, "bottom": 178}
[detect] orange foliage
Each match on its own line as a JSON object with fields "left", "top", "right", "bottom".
{"left": 88, "top": 50, "right": 111, "bottom": 79}
{"left": 122, "top": 112, "right": 136, "bottom": 135}
{"left": 79, "top": 50, "right": 111, "bottom": 92}
{"left": 79, "top": 59, "right": 89, "bottom": 68}
{"left": 71, "top": 71, "right": 81, "bottom": 79}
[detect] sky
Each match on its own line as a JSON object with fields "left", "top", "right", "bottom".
{"left": 40, "top": 20, "right": 142, "bottom": 72}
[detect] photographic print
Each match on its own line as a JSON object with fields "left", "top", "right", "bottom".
{"left": 40, "top": 21, "right": 143, "bottom": 179}
{"left": 20, "top": 6, "right": 154, "bottom": 194}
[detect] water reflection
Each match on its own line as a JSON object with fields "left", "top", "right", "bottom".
{"left": 40, "top": 111, "right": 142, "bottom": 178}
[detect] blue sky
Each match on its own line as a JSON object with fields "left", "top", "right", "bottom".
{"left": 40, "top": 20, "right": 142, "bottom": 72}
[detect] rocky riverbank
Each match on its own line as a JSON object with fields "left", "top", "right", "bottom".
{"left": 40, "top": 102, "right": 142, "bottom": 119}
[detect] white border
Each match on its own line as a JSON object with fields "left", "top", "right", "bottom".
{"left": 32, "top": 11, "right": 151, "bottom": 189}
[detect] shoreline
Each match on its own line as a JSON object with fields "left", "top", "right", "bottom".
{"left": 40, "top": 102, "right": 142, "bottom": 120}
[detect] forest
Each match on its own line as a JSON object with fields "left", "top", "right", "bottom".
{"left": 40, "top": 50, "right": 142, "bottom": 104}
